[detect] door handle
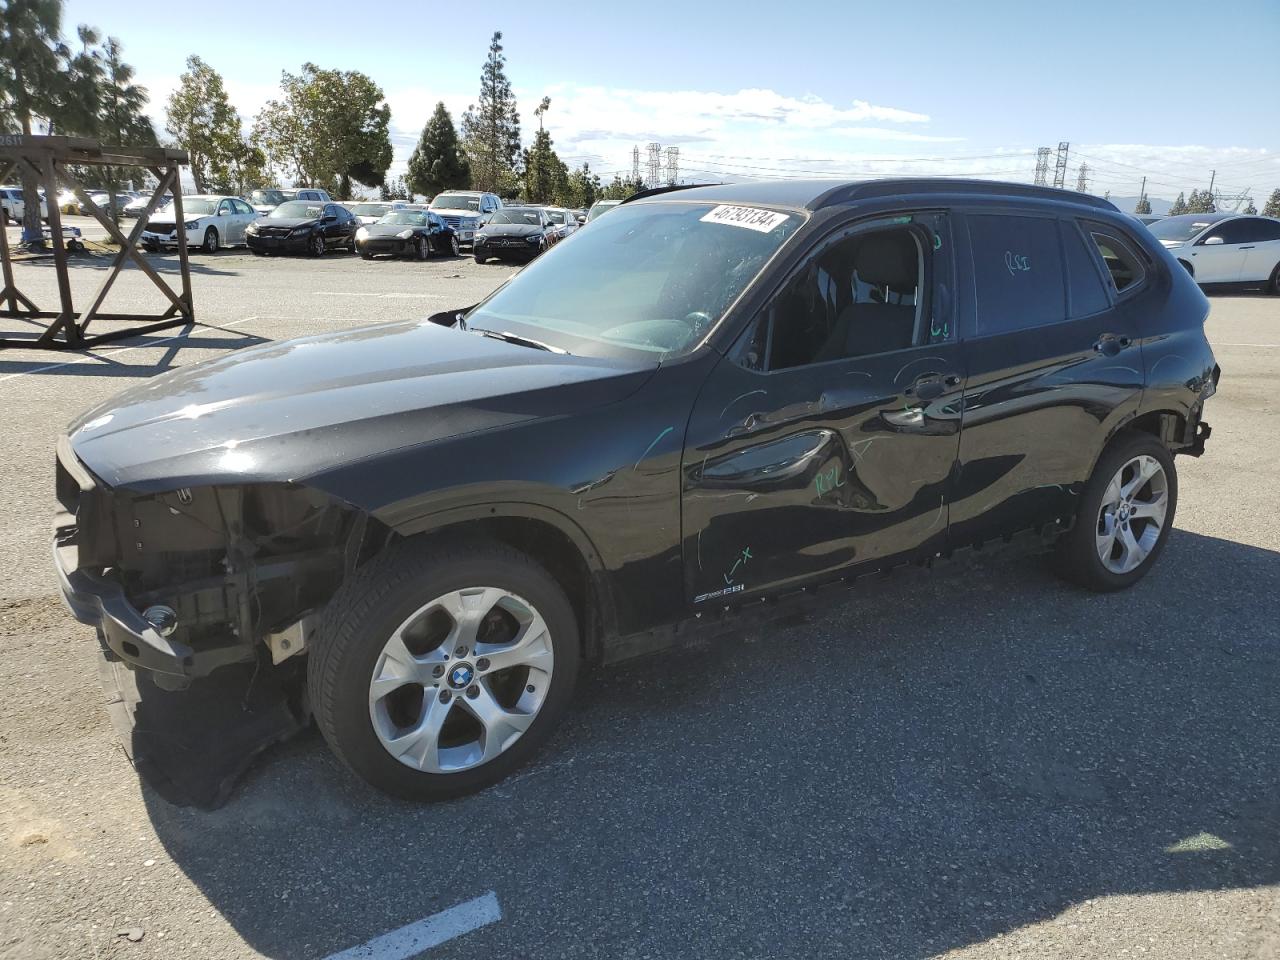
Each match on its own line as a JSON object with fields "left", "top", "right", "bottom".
{"left": 906, "top": 373, "right": 961, "bottom": 402}
{"left": 1093, "top": 334, "right": 1131, "bottom": 356}
{"left": 1239, "top": 245, "right": 1255, "bottom": 250}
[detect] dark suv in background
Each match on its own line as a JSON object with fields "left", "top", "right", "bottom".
{"left": 54, "top": 180, "right": 1217, "bottom": 803}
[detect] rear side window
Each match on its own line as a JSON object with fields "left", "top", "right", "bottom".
{"left": 1087, "top": 229, "right": 1144, "bottom": 293}
{"left": 1243, "top": 218, "right": 1280, "bottom": 242}
{"left": 968, "top": 214, "right": 1065, "bottom": 334}
{"left": 1060, "top": 221, "right": 1110, "bottom": 317}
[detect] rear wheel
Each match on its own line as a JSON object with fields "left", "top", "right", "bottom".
{"left": 309, "top": 538, "right": 581, "bottom": 801}
{"left": 1268, "top": 261, "right": 1280, "bottom": 295}
{"left": 1052, "top": 433, "right": 1177, "bottom": 591}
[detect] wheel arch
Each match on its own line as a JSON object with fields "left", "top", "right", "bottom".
{"left": 377, "top": 503, "right": 615, "bottom": 662}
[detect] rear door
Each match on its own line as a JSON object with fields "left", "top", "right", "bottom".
{"left": 1238, "top": 217, "right": 1280, "bottom": 282}
{"left": 682, "top": 211, "right": 963, "bottom": 604}
{"left": 950, "top": 210, "right": 1146, "bottom": 543}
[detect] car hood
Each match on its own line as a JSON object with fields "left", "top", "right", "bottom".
{"left": 257, "top": 216, "right": 320, "bottom": 230}
{"left": 1158, "top": 239, "right": 1185, "bottom": 249}
{"left": 67, "top": 320, "right": 655, "bottom": 492}
{"left": 481, "top": 223, "right": 542, "bottom": 237}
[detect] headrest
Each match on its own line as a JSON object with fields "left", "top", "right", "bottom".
{"left": 854, "top": 231, "right": 918, "bottom": 291}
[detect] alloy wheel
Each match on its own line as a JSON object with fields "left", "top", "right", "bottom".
{"left": 368, "top": 586, "right": 554, "bottom": 773}
{"left": 311, "top": 234, "right": 324, "bottom": 257}
{"left": 451, "top": 235, "right": 460, "bottom": 256}
{"left": 417, "top": 236, "right": 429, "bottom": 260}
{"left": 1095, "top": 454, "right": 1169, "bottom": 574}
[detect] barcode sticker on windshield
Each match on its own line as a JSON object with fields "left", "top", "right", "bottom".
{"left": 700, "top": 205, "right": 791, "bottom": 233}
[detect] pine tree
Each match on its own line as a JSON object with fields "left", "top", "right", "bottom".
{"left": 1242, "top": 198, "right": 1257, "bottom": 215}
{"left": 406, "top": 102, "right": 470, "bottom": 198}
{"left": 461, "top": 32, "right": 521, "bottom": 193}
{"left": 1134, "top": 195, "right": 1152, "bottom": 215}
{"left": 1168, "top": 192, "right": 1187, "bottom": 216}
{"left": 166, "top": 56, "right": 243, "bottom": 194}
{"left": 1262, "top": 189, "right": 1280, "bottom": 217}
{"left": 1186, "top": 188, "right": 1216, "bottom": 214}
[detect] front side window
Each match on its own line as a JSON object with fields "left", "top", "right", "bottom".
{"left": 465, "top": 201, "right": 801, "bottom": 359}
{"left": 1202, "top": 219, "right": 1253, "bottom": 245}
{"left": 968, "top": 214, "right": 1065, "bottom": 335}
{"left": 763, "top": 223, "right": 933, "bottom": 371}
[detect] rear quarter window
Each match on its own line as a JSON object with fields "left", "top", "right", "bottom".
{"left": 967, "top": 213, "right": 1066, "bottom": 335}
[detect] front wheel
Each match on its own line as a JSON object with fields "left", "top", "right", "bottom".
{"left": 450, "top": 234, "right": 461, "bottom": 257}
{"left": 1052, "top": 433, "right": 1177, "bottom": 591}
{"left": 474, "top": 252, "right": 487, "bottom": 264}
{"left": 415, "top": 236, "right": 430, "bottom": 261}
{"left": 309, "top": 233, "right": 325, "bottom": 258}
{"left": 309, "top": 538, "right": 581, "bottom": 801}
{"left": 202, "top": 226, "right": 219, "bottom": 253}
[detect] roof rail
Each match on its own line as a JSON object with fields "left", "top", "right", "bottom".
{"left": 819, "top": 178, "right": 1119, "bottom": 212}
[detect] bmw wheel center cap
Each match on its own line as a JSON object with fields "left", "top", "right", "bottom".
{"left": 448, "top": 663, "right": 475, "bottom": 689}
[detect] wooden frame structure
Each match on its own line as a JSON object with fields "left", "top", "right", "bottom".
{"left": 0, "top": 135, "right": 194, "bottom": 349}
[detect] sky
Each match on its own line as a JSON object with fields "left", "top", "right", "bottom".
{"left": 64, "top": 0, "right": 1280, "bottom": 206}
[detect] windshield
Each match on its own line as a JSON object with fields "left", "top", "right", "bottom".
{"left": 465, "top": 201, "right": 801, "bottom": 359}
{"left": 1149, "top": 217, "right": 1218, "bottom": 242}
{"left": 490, "top": 209, "right": 541, "bottom": 226}
{"left": 269, "top": 200, "right": 323, "bottom": 219}
{"left": 251, "top": 190, "right": 286, "bottom": 206}
{"left": 431, "top": 194, "right": 481, "bottom": 211}
{"left": 351, "top": 203, "right": 391, "bottom": 217}
{"left": 182, "top": 199, "right": 219, "bottom": 216}
{"left": 380, "top": 211, "right": 428, "bottom": 226}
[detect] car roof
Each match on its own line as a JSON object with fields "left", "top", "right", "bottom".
{"left": 627, "top": 178, "right": 1121, "bottom": 214}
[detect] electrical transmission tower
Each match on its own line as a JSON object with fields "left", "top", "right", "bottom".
{"left": 665, "top": 146, "right": 679, "bottom": 185}
{"left": 1052, "top": 141, "right": 1070, "bottom": 189}
{"left": 1033, "top": 147, "right": 1052, "bottom": 187}
{"left": 632, "top": 146, "right": 641, "bottom": 183}
{"left": 1075, "top": 163, "right": 1090, "bottom": 193}
{"left": 646, "top": 142, "right": 661, "bottom": 188}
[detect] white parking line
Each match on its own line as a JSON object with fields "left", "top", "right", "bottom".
{"left": 0, "top": 315, "right": 260, "bottom": 385}
{"left": 313, "top": 291, "right": 445, "bottom": 299}
{"left": 322, "top": 892, "right": 502, "bottom": 960}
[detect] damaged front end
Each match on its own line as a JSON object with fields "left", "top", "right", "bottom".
{"left": 53, "top": 436, "right": 381, "bottom": 805}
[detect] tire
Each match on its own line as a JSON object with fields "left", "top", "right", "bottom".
{"left": 450, "top": 235, "right": 461, "bottom": 257}
{"left": 474, "top": 253, "right": 487, "bottom": 264}
{"left": 202, "top": 227, "right": 219, "bottom": 254}
{"left": 309, "top": 233, "right": 325, "bottom": 258}
{"left": 1178, "top": 259, "right": 1194, "bottom": 277}
{"left": 309, "top": 537, "right": 581, "bottom": 801}
{"left": 1052, "top": 432, "right": 1178, "bottom": 592}
{"left": 1268, "top": 261, "right": 1280, "bottom": 296}
{"left": 415, "top": 236, "right": 430, "bottom": 261}
{"left": 360, "top": 249, "right": 373, "bottom": 260}
{"left": 348, "top": 235, "right": 357, "bottom": 255}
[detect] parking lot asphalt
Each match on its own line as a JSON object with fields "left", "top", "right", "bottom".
{"left": 0, "top": 247, "right": 1277, "bottom": 959}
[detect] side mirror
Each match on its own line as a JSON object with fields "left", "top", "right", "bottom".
{"left": 576, "top": 215, "right": 586, "bottom": 224}
{"left": 1202, "top": 235, "right": 1224, "bottom": 245}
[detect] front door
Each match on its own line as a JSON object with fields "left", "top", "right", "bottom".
{"left": 1188, "top": 218, "right": 1252, "bottom": 282}
{"left": 682, "top": 212, "right": 964, "bottom": 605}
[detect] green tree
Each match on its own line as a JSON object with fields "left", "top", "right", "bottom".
{"left": 405, "top": 102, "right": 469, "bottom": 198}
{"left": 600, "top": 174, "right": 644, "bottom": 201}
{"left": 0, "top": 0, "right": 70, "bottom": 241}
{"left": 254, "top": 63, "right": 391, "bottom": 196}
{"left": 1134, "top": 195, "right": 1152, "bottom": 215}
{"left": 461, "top": 31, "right": 521, "bottom": 193}
{"left": 1242, "top": 198, "right": 1257, "bottom": 215}
{"left": 1262, "top": 189, "right": 1280, "bottom": 217}
{"left": 1186, "top": 188, "right": 1216, "bottom": 214}
{"left": 95, "top": 36, "right": 154, "bottom": 218}
{"left": 1168, "top": 192, "right": 1187, "bottom": 216}
{"left": 564, "top": 162, "right": 601, "bottom": 208}
{"left": 166, "top": 56, "right": 244, "bottom": 194}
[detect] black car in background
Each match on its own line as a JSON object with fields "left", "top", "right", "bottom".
{"left": 356, "top": 210, "right": 460, "bottom": 260}
{"left": 473, "top": 206, "right": 554, "bottom": 263}
{"left": 54, "top": 180, "right": 1218, "bottom": 803}
{"left": 245, "top": 200, "right": 357, "bottom": 256}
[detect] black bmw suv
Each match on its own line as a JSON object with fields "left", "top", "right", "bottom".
{"left": 54, "top": 180, "right": 1218, "bottom": 802}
